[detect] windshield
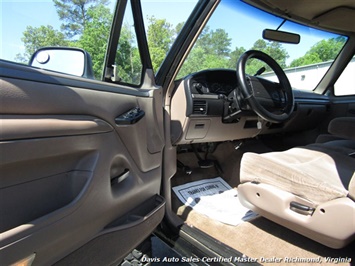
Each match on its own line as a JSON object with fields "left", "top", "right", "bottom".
{"left": 177, "top": 0, "right": 347, "bottom": 91}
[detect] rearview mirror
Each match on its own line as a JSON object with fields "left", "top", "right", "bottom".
{"left": 263, "top": 29, "right": 300, "bottom": 44}
{"left": 29, "top": 47, "right": 95, "bottom": 79}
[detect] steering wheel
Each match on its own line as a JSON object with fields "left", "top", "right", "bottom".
{"left": 236, "top": 50, "right": 294, "bottom": 123}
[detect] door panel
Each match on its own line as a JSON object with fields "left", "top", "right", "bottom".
{"left": 0, "top": 62, "right": 165, "bottom": 265}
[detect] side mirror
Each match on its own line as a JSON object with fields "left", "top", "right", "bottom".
{"left": 263, "top": 29, "right": 300, "bottom": 44}
{"left": 29, "top": 47, "right": 95, "bottom": 79}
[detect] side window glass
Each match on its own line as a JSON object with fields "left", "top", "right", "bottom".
{"left": 141, "top": 0, "right": 198, "bottom": 74}
{"left": 1, "top": 0, "right": 115, "bottom": 80}
{"left": 334, "top": 57, "right": 355, "bottom": 96}
{"left": 114, "top": 0, "right": 142, "bottom": 85}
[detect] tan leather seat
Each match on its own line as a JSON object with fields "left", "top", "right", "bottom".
{"left": 238, "top": 117, "right": 355, "bottom": 248}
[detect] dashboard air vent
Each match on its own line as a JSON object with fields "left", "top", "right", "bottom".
{"left": 192, "top": 100, "right": 207, "bottom": 115}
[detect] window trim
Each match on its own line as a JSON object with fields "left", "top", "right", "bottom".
{"left": 103, "top": 0, "right": 128, "bottom": 82}
{"left": 103, "top": 0, "right": 153, "bottom": 88}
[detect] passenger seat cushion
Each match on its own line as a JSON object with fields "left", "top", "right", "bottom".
{"left": 240, "top": 147, "right": 352, "bottom": 205}
{"left": 328, "top": 117, "right": 355, "bottom": 140}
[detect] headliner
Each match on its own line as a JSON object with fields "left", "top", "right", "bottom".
{"left": 244, "top": 0, "right": 355, "bottom": 34}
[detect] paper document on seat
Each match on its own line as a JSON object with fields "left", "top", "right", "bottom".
{"left": 172, "top": 177, "right": 258, "bottom": 226}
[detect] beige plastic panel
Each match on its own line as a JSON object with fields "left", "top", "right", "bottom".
{"left": 186, "top": 119, "right": 211, "bottom": 139}
{"left": 238, "top": 182, "right": 355, "bottom": 248}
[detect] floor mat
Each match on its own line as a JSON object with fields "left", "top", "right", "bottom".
{"left": 172, "top": 177, "right": 258, "bottom": 226}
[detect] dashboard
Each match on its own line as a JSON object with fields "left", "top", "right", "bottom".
{"left": 189, "top": 70, "right": 237, "bottom": 96}
{"left": 170, "top": 69, "right": 331, "bottom": 145}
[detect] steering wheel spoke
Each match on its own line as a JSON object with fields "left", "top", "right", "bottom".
{"left": 236, "top": 50, "right": 294, "bottom": 123}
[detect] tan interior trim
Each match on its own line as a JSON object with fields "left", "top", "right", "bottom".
{"left": 0, "top": 115, "right": 113, "bottom": 141}
{"left": 238, "top": 182, "right": 355, "bottom": 248}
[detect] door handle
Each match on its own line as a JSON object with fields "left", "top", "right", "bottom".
{"left": 111, "top": 169, "right": 130, "bottom": 185}
{"left": 115, "top": 107, "right": 145, "bottom": 125}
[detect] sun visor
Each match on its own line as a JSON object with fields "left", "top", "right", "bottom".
{"left": 313, "top": 7, "right": 355, "bottom": 33}
{"left": 243, "top": 0, "right": 355, "bottom": 33}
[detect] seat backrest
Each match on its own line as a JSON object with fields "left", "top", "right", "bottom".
{"left": 328, "top": 117, "right": 355, "bottom": 140}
